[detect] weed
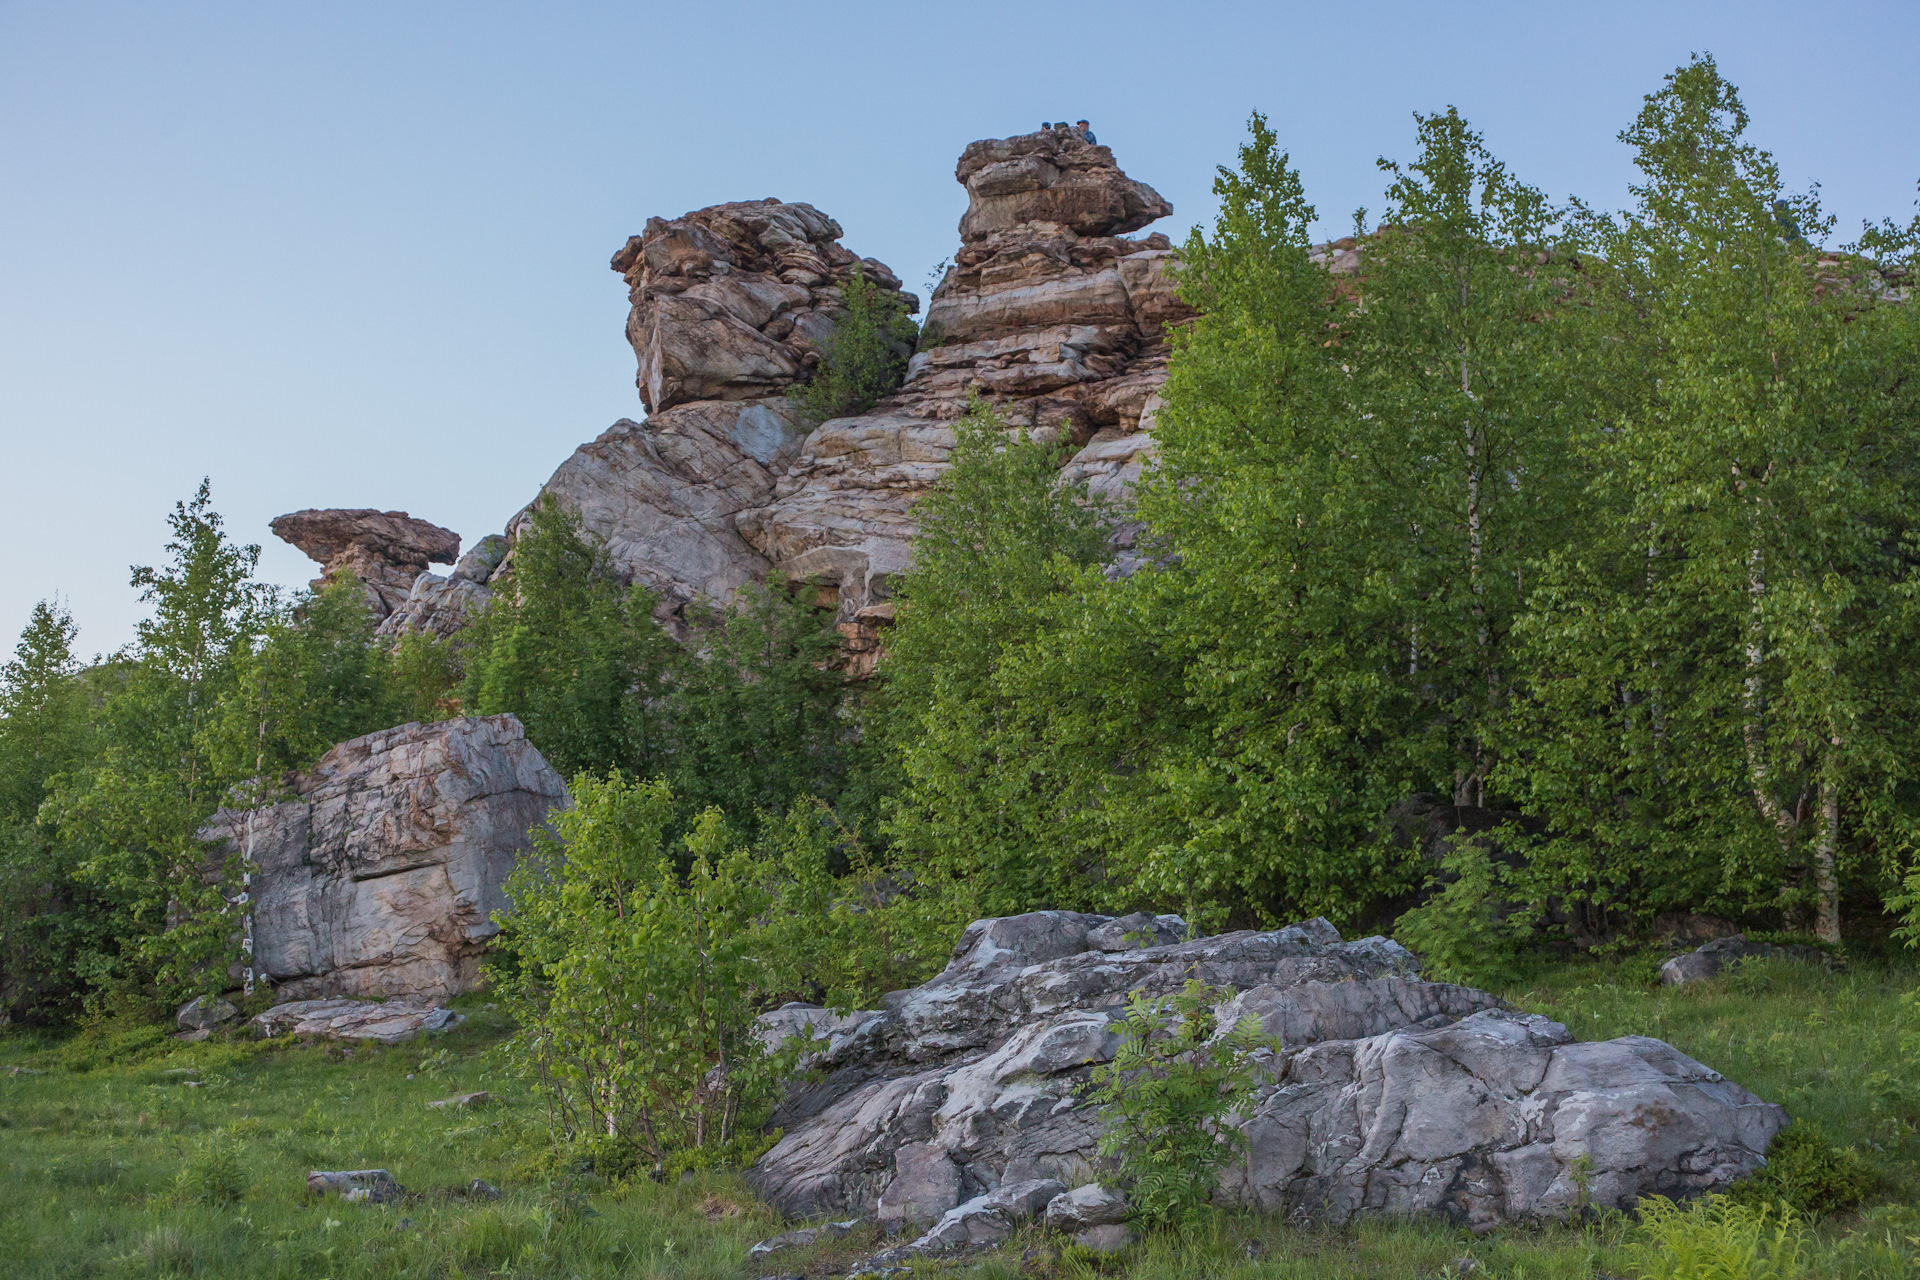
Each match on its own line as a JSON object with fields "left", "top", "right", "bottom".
{"left": 177, "top": 1129, "right": 246, "bottom": 1206}
{"left": 1625, "top": 1195, "right": 1806, "bottom": 1280}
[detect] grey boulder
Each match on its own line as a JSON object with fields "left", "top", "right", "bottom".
{"left": 1660, "top": 934, "right": 1830, "bottom": 986}
{"left": 748, "top": 911, "right": 1786, "bottom": 1235}
{"left": 1045, "top": 1182, "right": 1128, "bottom": 1231}
{"left": 176, "top": 994, "right": 239, "bottom": 1032}
{"left": 254, "top": 999, "right": 462, "bottom": 1044}
{"left": 204, "top": 716, "right": 567, "bottom": 1002}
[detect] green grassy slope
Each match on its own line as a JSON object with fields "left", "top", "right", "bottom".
{"left": 3, "top": 956, "right": 1917, "bottom": 1279}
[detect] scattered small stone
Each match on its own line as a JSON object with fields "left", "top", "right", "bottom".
{"left": 394, "top": 1217, "right": 416, "bottom": 1233}
{"left": 1245, "top": 1240, "right": 1266, "bottom": 1260}
{"left": 748, "top": 1218, "right": 864, "bottom": 1258}
{"left": 159, "top": 1067, "right": 199, "bottom": 1077}
{"left": 173, "top": 1029, "right": 211, "bottom": 1043}
{"left": 6, "top": 1066, "right": 45, "bottom": 1076}
{"left": 428, "top": 1091, "right": 490, "bottom": 1110}
{"left": 308, "top": 1169, "right": 405, "bottom": 1204}
{"left": 467, "top": 1179, "right": 500, "bottom": 1200}
{"left": 1448, "top": 1259, "right": 1483, "bottom": 1277}
{"left": 1074, "top": 1223, "right": 1133, "bottom": 1253}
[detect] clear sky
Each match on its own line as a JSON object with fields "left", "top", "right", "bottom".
{"left": 3, "top": 0, "right": 1916, "bottom": 656}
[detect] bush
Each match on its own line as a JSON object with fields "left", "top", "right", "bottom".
{"left": 1392, "top": 842, "right": 1532, "bottom": 987}
{"left": 1082, "top": 978, "right": 1277, "bottom": 1229}
{"left": 493, "top": 775, "right": 800, "bottom": 1171}
{"left": 1626, "top": 1195, "right": 1807, "bottom": 1280}
{"left": 795, "top": 271, "right": 917, "bottom": 423}
{"left": 54, "top": 1012, "right": 172, "bottom": 1073}
{"left": 1727, "top": 1125, "right": 1875, "bottom": 1217}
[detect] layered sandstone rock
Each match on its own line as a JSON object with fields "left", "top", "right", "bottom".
{"left": 739, "top": 131, "right": 1189, "bottom": 617}
{"left": 270, "top": 508, "right": 462, "bottom": 621}
{"left": 205, "top": 715, "right": 567, "bottom": 1003}
{"left": 747, "top": 911, "right": 1786, "bottom": 1235}
{"left": 472, "top": 132, "right": 1189, "bottom": 635}
{"left": 610, "top": 199, "right": 912, "bottom": 415}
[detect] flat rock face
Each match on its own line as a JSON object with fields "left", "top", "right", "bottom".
{"left": 206, "top": 715, "right": 567, "bottom": 1003}
{"left": 254, "top": 998, "right": 462, "bottom": 1044}
{"left": 270, "top": 508, "right": 463, "bottom": 620}
{"left": 746, "top": 911, "right": 1786, "bottom": 1232}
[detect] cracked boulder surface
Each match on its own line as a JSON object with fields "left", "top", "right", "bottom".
{"left": 746, "top": 911, "right": 1786, "bottom": 1232}
{"left": 203, "top": 715, "right": 567, "bottom": 1003}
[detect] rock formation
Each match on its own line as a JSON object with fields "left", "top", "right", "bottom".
{"left": 205, "top": 715, "right": 567, "bottom": 1002}
{"left": 747, "top": 911, "right": 1786, "bottom": 1233}
{"left": 374, "top": 534, "right": 507, "bottom": 639}
{"left": 390, "top": 132, "right": 1190, "bottom": 640}
{"left": 270, "top": 508, "right": 462, "bottom": 621}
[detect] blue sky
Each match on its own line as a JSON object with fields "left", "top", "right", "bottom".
{"left": 3, "top": 0, "right": 1916, "bottom": 654}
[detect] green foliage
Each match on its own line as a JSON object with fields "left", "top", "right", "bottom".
{"left": 0, "top": 600, "right": 113, "bottom": 1022}
{"left": 877, "top": 398, "right": 1117, "bottom": 924}
{"left": 1392, "top": 841, "right": 1532, "bottom": 986}
{"left": 751, "top": 798, "right": 945, "bottom": 1011}
{"left": 460, "top": 498, "right": 676, "bottom": 781}
{"left": 45, "top": 480, "right": 273, "bottom": 1002}
{"left": 493, "top": 774, "right": 794, "bottom": 1168}
{"left": 666, "top": 581, "right": 855, "bottom": 832}
{"left": 385, "top": 627, "right": 461, "bottom": 724}
{"left": 1625, "top": 1195, "right": 1808, "bottom": 1280}
{"left": 1727, "top": 1125, "right": 1874, "bottom": 1217}
{"left": 794, "top": 271, "right": 917, "bottom": 423}
{"left": 209, "top": 575, "right": 397, "bottom": 785}
{"left": 1083, "top": 978, "right": 1277, "bottom": 1229}
{"left": 1496, "top": 55, "right": 1920, "bottom": 941}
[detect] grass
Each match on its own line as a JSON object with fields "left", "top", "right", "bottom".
{"left": 3, "top": 952, "right": 1918, "bottom": 1279}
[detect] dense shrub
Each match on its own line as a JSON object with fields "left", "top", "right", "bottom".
{"left": 1728, "top": 1125, "right": 1875, "bottom": 1217}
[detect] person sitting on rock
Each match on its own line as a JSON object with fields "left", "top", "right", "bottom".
{"left": 1041, "top": 121, "right": 1054, "bottom": 134}
{"left": 1076, "top": 119, "right": 1097, "bottom": 145}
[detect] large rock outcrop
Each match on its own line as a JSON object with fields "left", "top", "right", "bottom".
{"left": 739, "top": 130, "right": 1188, "bottom": 616}
{"left": 747, "top": 911, "right": 1786, "bottom": 1233}
{"left": 205, "top": 715, "right": 567, "bottom": 1002}
{"left": 270, "top": 508, "right": 462, "bottom": 621}
{"left": 411, "top": 132, "right": 1189, "bottom": 638}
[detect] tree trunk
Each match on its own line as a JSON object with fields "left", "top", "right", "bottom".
{"left": 1812, "top": 782, "right": 1841, "bottom": 945}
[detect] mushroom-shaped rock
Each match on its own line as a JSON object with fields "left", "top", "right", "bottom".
{"left": 270, "top": 508, "right": 462, "bottom": 619}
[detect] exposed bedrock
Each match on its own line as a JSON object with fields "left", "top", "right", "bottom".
{"left": 203, "top": 715, "right": 568, "bottom": 1003}
{"left": 746, "top": 911, "right": 1787, "bottom": 1233}
{"left": 492, "top": 132, "right": 1195, "bottom": 632}
{"left": 270, "top": 508, "right": 461, "bottom": 621}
